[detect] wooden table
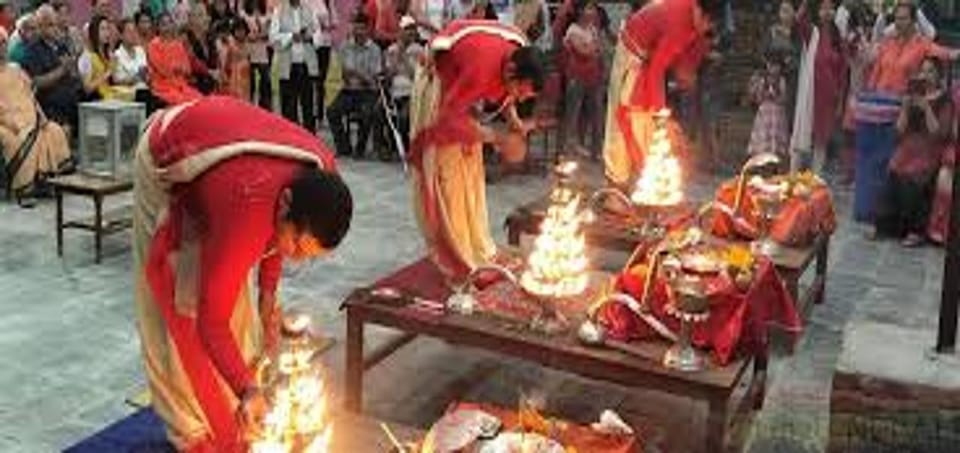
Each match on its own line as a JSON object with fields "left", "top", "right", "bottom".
{"left": 504, "top": 197, "right": 830, "bottom": 314}
{"left": 48, "top": 173, "right": 133, "bottom": 263}
{"left": 342, "top": 261, "right": 767, "bottom": 453}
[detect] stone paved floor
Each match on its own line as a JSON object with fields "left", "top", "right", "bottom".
{"left": 0, "top": 154, "right": 949, "bottom": 452}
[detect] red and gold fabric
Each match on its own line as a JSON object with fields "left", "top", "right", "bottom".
{"left": 598, "top": 258, "right": 801, "bottom": 366}
{"left": 132, "top": 96, "right": 337, "bottom": 452}
{"left": 602, "top": 0, "right": 709, "bottom": 186}
{"left": 409, "top": 20, "right": 527, "bottom": 281}
{"left": 708, "top": 177, "right": 837, "bottom": 247}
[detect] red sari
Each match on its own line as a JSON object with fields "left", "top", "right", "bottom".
{"left": 602, "top": 0, "right": 710, "bottom": 185}
{"left": 409, "top": 20, "right": 527, "bottom": 279}
{"left": 134, "top": 97, "right": 337, "bottom": 451}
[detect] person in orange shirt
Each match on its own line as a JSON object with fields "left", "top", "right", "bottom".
{"left": 147, "top": 13, "right": 205, "bottom": 107}
{"left": 852, "top": 2, "right": 959, "bottom": 222}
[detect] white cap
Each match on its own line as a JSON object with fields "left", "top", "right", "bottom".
{"left": 399, "top": 15, "right": 416, "bottom": 29}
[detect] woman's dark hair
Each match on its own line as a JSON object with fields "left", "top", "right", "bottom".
{"left": 905, "top": 56, "right": 946, "bottom": 131}
{"left": 134, "top": 10, "right": 153, "bottom": 26}
{"left": 353, "top": 12, "right": 370, "bottom": 26}
{"left": 763, "top": 48, "right": 785, "bottom": 67}
{"left": 895, "top": 1, "right": 918, "bottom": 21}
{"left": 509, "top": 46, "right": 545, "bottom": 91}
{"left": 698, "top": 0, "right": 725, "bottom": 20}
{"left": 231, "top": 16, "right": 249, "bottom": 36}
{"left": 846, "top": 2, "right": 873, "bottom": 32}
{"left": 287, "top": 169, "right": 353, "bottom": 249}
{"left": 243, "top": 0, "right": 268, "bottom": 15}
{"left": 484, "top": 1, "right": 498, "bottom": 20}
{"left": 597, "top": 3, "right": 612, "bottom": 36}
{"left": 117, "top": 17, "right": 136, "bottom": 35}
{"left": 87, "top": 15, "right": 111, "bottom": 59}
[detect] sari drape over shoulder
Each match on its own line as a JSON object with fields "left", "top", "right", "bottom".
{"left": 409, "top": 20, "right": 526, "bottom": 280}
{"left": 0, "top": 63, "right": 70, "bottom": 192}
{"left": 602, "top": 0, "right": 709, "bottom": 186}
{"left": 133, "top": 97, "right": 336, "bottom": 452}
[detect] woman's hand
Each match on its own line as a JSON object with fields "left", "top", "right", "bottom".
{"left": 237, "top": 386, "right": 269, "bottom": 439}
{"left": 259, "top": 293, "right": 281, "bottom": 356}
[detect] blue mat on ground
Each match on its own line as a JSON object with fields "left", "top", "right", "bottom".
{"left": 64, "top": 408, "right": 175, "bottom": 453}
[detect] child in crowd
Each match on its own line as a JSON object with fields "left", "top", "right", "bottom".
{"left": 747, "top": 50, "right": 790, "bottom": 157}
{"left": 562, "top": 0, "right": 603, "bottom": 159}
{"left": 218, "top": 18, "right": 251, "bottom": 101}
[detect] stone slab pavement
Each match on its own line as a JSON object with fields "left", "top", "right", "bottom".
{"left": 0, "top": 156, "right": 951, "bottom": 452}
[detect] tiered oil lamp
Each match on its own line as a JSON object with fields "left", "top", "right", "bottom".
{"left": 251, "top": 311, "right": 333, "bottom": 453}
{"left": 447, "top": 161, "right": 590, "bottom": 333}
{"left": 588, "top": 109, "right": 684, "bottom": 240}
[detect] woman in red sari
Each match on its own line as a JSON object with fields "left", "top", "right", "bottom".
{"left": 409, "top": 19, "right": 542, "bottom": 281}
{"left": 132, "top": 96, "right": 352, "bottom": 452}
{"left": 871, "top": 57, "right": 953, "bottom": 246}
{"left": 602, "top": 0, "right": 721, "bottom": 188}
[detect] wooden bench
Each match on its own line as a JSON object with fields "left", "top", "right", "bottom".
{"left": 48, "top": 173, "right": 133, "bottom": 264}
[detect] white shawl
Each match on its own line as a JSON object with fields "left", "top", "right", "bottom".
{"left": 790, "top": 26, "right": 818, "bottom": 171}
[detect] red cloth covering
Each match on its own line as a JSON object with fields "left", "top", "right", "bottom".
{"left": 144, "top": 97, "right": 337, "bottom": 449}
{"left": 614, "top": 0, "right": 706, "bottom": 173}
{"left": 446, "top": 402, "right": 638, "bottom": 453}
{"left": 598, "top": 258, "right": 801, "bottom": 366}
{"left": 709, "top": 178, "right": 837, "bottom": 247}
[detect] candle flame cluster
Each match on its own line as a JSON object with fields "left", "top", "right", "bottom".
{"left": 631, "top": 109, "right": 684, "bottom": 207}
{"left": 521, "top": 184, "right": 589, "bottom": 298}
{"left": 251, "top": 317, "right": 333, "bottom": 453}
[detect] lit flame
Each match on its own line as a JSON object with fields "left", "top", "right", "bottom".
{"left": 251, "top": 318, "right": 333, "bottom": 453}
{"left": 521, "top": 186, "right": 589, "bottom": 298}
{"left": 630, "top": 110, "right": 684, "bottom": 207}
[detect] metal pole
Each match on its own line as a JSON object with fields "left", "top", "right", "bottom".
{"left": 936, "top": 64, "right": 960, "bottom": 353}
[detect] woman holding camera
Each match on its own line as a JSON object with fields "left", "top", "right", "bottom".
{"left": 853, "top": 2, "right": 958, "bottom": 223}
{"left": 870, "top": 56, "right": 954, "bottom": 246}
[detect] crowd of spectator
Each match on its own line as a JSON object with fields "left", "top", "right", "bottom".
{"left": 2, "top": 0, "right": 959, "bottom": 249}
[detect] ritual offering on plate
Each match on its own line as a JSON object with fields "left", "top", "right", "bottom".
{"left": 708, "top": 168, "right": 836, "bottom": 248}
{"left": 586, "top": 109, "right": 690, "bottom": 243}
{"left": 414, "top": 402, "right": 637, "bottom": 453}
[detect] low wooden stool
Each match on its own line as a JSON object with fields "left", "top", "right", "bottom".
{"left": 48, "top": 173, "right": 133, "bottom": 264}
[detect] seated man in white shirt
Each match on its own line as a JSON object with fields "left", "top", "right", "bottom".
{"left": 328, "top": 13, "right": 382, "bottom": 158}
{"left": 113, "top": 18, "right": 151, "bottom": 107}
{"left": 375, "top": 16, "right": 423, "bottom": 161}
